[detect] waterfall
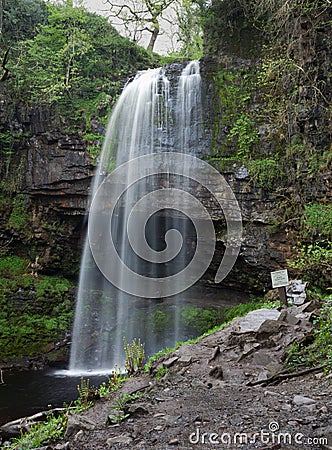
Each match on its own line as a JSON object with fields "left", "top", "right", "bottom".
{"left": 69, "top": 61, "right": 202, "bottom": 374}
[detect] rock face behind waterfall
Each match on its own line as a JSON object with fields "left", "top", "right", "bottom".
{"left": 1, "top": 54, "right": 331, "bottom": 292}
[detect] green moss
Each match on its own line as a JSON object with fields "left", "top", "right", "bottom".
{"left": 7, "top": 194, "right": 29, "bottom": 230}
{"left": 0, "top": 255, "right": 30, "bottom": 276}
{"left": 287, "top": 297, "right": 332, "bottom": 373}
{"left": 212, "top": 65, "right": 260, "bottom": 159}
{"left": 248, "top": 157, "right": 285, "bottom": 190}
{"left": 303, "top": 204, "right": 332, "bottom": 239}
{"left": 0, "top": 256, "right": 75, "bottom": 360}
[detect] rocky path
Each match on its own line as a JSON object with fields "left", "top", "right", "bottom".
{"left": 10, "top": 304, "right": 332, "bottom": 449}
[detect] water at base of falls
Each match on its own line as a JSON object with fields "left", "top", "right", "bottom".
{"left": 69, "top": 61, "right": 203, "bottom": 374}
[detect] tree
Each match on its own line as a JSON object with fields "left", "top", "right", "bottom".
{"left": 104, "top": 0, "right": 176, "bottom": 52}
{"left": 5, "top": 1, "right": 153, "bottom": 124}
{"left": 0, "top": 0, "right": 48, "bottom": 44}
{"left": 174, "top": 0, "right": 203, "bottom": 58}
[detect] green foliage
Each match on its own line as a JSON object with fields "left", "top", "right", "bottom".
{"left": 287, "top": 298, "right": 332, "bottom": 373}
{"left": 8, "top": 413, "right": 67, "bottom": 449}
{"left": 123, "top": 337, "right": 145, "bottom": 375}
{"left": 290, "top": 242, "right": 332, "bottom": 269}
{"left": 98, "top": 367, "right": 124, "bottom": 398}
{"left": 76, "top": 378, "right": 97, "bottom": 409}
{"left": 7, "top": 194, "right": 29, "bottom": 230}
{"left": 155, "top": 365, "right": 167, "bottom": 379}
{"left": 248, "top": 157, "right": 285, "bottom": 190}
{"left": 288, "top": 241, "right": 332, "bottom": 289}
{"left": 179, "top": 306, "right": 221, "bottom": 334}
{"left": 1, "top": 0, "right": 48, "bottom": 44}
{"left": 0, "top": 257, "right": 74, "bottom": 360}
{"left": 173, "top": 0, "right": 203, "bottom": 59}
{"left": 83, "top": 132, "right": 104, "bottom": 161}
{"left": 5, "top": 2, "right": 155, "bottom": 131}
{"left": 0, "top": 255, "right": 29, "bottom": 276}
{"left": 302, "top": 204, "right": 332, "bottom": 239}
{"left": 227, "top": 115, "right": 259, "bottom": 157}
{"left": 212, "top": 67, "right": 260, "bottom": 159}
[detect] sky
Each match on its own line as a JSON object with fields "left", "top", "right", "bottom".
{"left": 81, "top": 0, "right": 177, "bottom": 55}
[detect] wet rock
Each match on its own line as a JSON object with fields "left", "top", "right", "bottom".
{"left": 64, "top": 414, "right": 97, "bottom": 439}
{"left": 238, "top": 309, "right": 281, "bottom": 333}
{"left": 107, "top": 434, "right": 133, "bottom": 446}
{"left": 293, "top": 395, "right": 316, "bottom": 406}
{"left": 278, "top": 310, "right": 300, "bottom": 325}
{"left": 209, "top": 366, "right": 223, "bottom": 379}
{"left": 73, "top": 429, "right": 84, "bottom": 441}
{"left": 127, "top": 404, "right": 149, "bottom": 417}
{"left": 235, "top": 165, "right": 249, "bottom": 180}
{"left": 256, "top": 319, "right": 286, "bottom": 337}
{"left": 237, "top": 342, "right": 260, "bottom": 361}
{"left": 178, "top": 355, "right": 193, "bottom": 366}
{"left": 257, "top": 370, "right": 269, "bottom": 381}
{"left": 208, "top": 346, "right": 221, "bottom": 362}
{"left": 54, "top": 443, "right": 70, "bottom": 450}
{"left": 163, "top": 356, "right": 179, "bottom": 368}
{"left": 286, "top": 280, "right": 307, "bottom": 305}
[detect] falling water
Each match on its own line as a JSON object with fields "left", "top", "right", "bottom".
{"left": 69, "top": 62, "right": 202, "bottom": 373}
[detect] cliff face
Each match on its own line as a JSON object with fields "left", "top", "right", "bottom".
{"left": 0, "top": 95, "right": 95, "bottom": 276}
{"left": 199, "top": 54, "right": 331, "bottom": 291}
{"left": 198, "top": 1, "right": 332, "bottom": 290}
{"left": 1, "top": 3, "right": 331, "bottom": 292}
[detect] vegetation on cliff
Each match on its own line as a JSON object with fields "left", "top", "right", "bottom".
{"left": 0, "top": 256, "right": 74, "bottom": 360}
{"left": 204, "top": 0, "right": 332, "bottom": 289}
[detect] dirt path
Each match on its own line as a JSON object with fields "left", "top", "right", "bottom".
{"left": 37, "top": 305, "right": 332, "bottom": 449}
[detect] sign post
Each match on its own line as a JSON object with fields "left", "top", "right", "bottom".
{"left": 271, "top": 269, "right": 289, "bottom": 307}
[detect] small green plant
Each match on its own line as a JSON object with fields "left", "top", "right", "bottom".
{"left": 0, "top": 255, "right": 30, "bottom": 277}
{"left": 155, "top": 365, "right": 167, "bottom": 379}
{"left": 7, "top": 194, "right": 29, "bottom": 230}
{"left": 77, "top": 377, "right": 100, "bottom": 410}
{"left": 227, "top": 115, "right": 259, "bottom": 157}
{"left": 108, "top": 391, "right": 142, "bottom": 423}
{"left": 288, "top": 241, "right": 332, "bottom": 289}
{"left": 302, "top": 203, "right": 332, "bottom": 239}
{"left": 123, "top": 337, "right": 145, "bottom": 375}
{"left": 287, "top": 299, "right": 332, "bottom": 373}
{"left": 98, "top": 366, "right": 124, "bottom": 398}
{"left": 7, "top": 413, "right": 67, "bottom": 449}
{"left": 248, "top": 157, "right": 285, "bottom": 190}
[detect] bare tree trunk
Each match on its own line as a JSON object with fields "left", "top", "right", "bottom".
{"left": 147, "top": 23, "right": 159, "bottom": 52}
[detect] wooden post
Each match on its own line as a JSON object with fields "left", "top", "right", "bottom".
{"left": 278, "top": 286, "right": 288, "bottom": 308}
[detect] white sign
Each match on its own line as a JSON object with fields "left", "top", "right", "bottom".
{"left": 271, "top": 269, "right": 289, "bottom": 288}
